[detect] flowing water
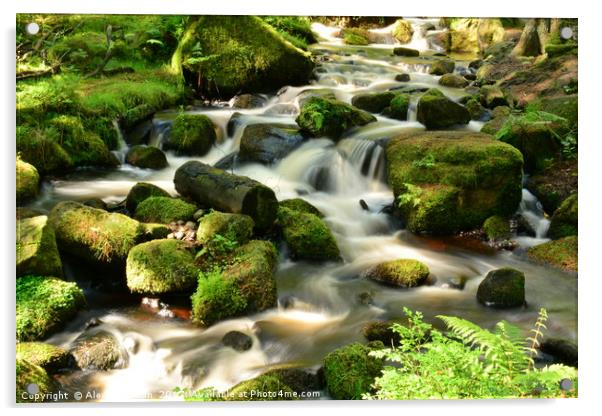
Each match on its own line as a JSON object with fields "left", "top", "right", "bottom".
{"left": 29, "top": 19, "right": 577, "bottom": 401}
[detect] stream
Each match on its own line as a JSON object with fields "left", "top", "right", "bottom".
{"left": 27, "top": 19, "right": 577, "bottom": 402}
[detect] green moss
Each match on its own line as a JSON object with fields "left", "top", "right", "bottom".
{"left": 125, "top": 182, "right": 171, "bottom": 213}
{"left": 16, "top": 158, "right": 39, "bottom": 204}
{"left": 465, "top": 97, "right": 486, "bottom": 120}
{"left": 166, "top": 114, "right": 216, "bottom": 156}
{"left": 323, "top": 342, "right": 384, "bottom": 400}
{"left": 479, "top": 85, "right": 508, "bottom": 109}
{"left": 17, "top": 215, "right": 63, "bottom": 278}
{"left": 477, "top": 268, "right": 525, "bottom": 308}
{"left": 226, "top": 375, "right": 295, "bottom": 401}
{"left": 343, "top": 28, "right": 370, "bottom": 45}
{"left": 545, "top": 43, "right": 578, "bottom": 57}
{"left": 279, "top": 198, "right": 323, "bottom": 217}
{"left": 438, "top": 74, "right": 468, "bottom": 88}
{"left": 296, "top": 96, "right": 376, "bottom": 140}
{"left": 528, "top": 236, "right": 578, "bottom": 272}
{"left": 392, "top": 19, "right": 414, "bottom": 43}
{"left": 135, "top": 196, "right": 197, "bottom": 224}
{"left": 16, "top": 275, "right": 86, "bottom": 341}
{"left": 351, "top": 92, "right": 397, "bottom": 113}
{"left": 196, "top": 211, "right": 254, "bottom": 247}
{"left": 126, "top": 145, "right": 167, "bottom": 169}
{"left": 417, "top": 88, "right": 470, "bottom": 129}
{"left": 429, "top": 60, "right": 455, "bottom": 75}
{"left": 16, "top": 126, "right": 74, "bottom": 175}
{"left": 126, "top": 239, "right": 199, "bottom": 294}
{"left": 16, "top": 358, "right": 55, "bottom": 403}
{"left": 527, "top": 95, "right": 577, "bottom": 131}
{"left": 483, "top": 215, "right": 511, "bottom": 240}
{"left": 16, "top": 342, "right": 71, "bottom": 374}
{"left": 549, "top": 194, "right": 578, "bottom": 239}
{"left": 384, "top": 93, "right": 410, "bottom": 120}
{"left": 277, "top": 207, "right": 340, "bottom": 261}
{"left": 262, "top": 16, "right": 316, "bottom": 51}
{"left": 364, "top": 259, "right": 430, "bottom": 288}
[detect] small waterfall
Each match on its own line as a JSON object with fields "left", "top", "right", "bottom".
{"left": 337, "top": 138, "right": 386, "bottom": 182}
{"left": 148, "top": 118, "right": 173, "bottom": 148}
{"left": 111, "top": 119, "right": 129, "bottom": 163}
{"left": 513, "top": 188, "right": 551, "bottom": 248}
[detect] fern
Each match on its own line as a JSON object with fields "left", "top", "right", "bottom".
{"left": 524, "top": 308, "right": 548, "bottom": 371}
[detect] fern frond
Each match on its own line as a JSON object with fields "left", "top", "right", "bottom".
{"left": 524, "top": 308, "right": 549, "bottom": 371}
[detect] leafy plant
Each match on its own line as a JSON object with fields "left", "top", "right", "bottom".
{"left": 412, "top": 153, "right": 436, "bottom": 169}
{"left": 364, "top": 308, "right": 577, "bottom": 400}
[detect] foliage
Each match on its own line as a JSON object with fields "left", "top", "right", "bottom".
{"left": 262, "top": 16, "right": 317, "bottom": 50}
{"left": 412, "top": 152, "right": 436, "bottom": 169}
{"left": 528, "top": 236, "right": 578, "bottom": 272}
{"left": 365, "top": 308, "right": 577, "bottom": 400}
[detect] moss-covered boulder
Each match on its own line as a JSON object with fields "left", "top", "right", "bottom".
{"left": 70, "top": 331, "right": 127, "bottom": 370}
{"left": 483, "top": 215, "right": 511, "bottom": 240}
{"left": 16, "top": 158, "right": 39, "bottom": 205}
{"left": 393, "top": 47, "right": 419, "bottom": 57}
{"left": 549, "top": 194, "right": 578, "bottom": 239}
{"left": 226, "top": 374, "right": 295, "bottom": 401}
{"left": 416, "top": 89, "right": 470, "bottom": 129}
{"left": 125, "top": 145, "right": 168, "bottom": 170}
{"left": 477, "top": 268, "right": 525, "bottom": 308}
{"left": 495, "top": 111, "right": 569, "bottom": 173}
{"left": 363, "top": 259, "right": 430, "bottom": 288}
{"left": 525, "top": 160, "right": 577, "bottom": 214}
{"left": 383, "top": 93, "right": 411, "bottom": 121}
{"left": 16, "top": 358, "right": 56, "bottom": 403}
{"left": 49, "top": 201, "right": 156, "bottom": 267}
{"left": 362, "top": 321, "right": 402, "bottom": 346}
{"left": 173, "top": 16, "right": 314, "bottom": 98}
{"left": 479, "top": 85, "right": 509, "bottom": 109}
{"left": 342, "top": 28, "right": 370, "bottom": 45}
{"left": 279, "top": 198, "right": 323, "bottom": 217}
{"left": 480, "top": 106, "right": 510, "bottom": 135}
{"left": 196, "top": 211, "right": 254, "bottom": 249}
{"left": 386, "top": 130, "right": 523, "bottom": 234}
{"left": 528, "top": 236, "right": 577, "bottom": 272}
{"left": 135, "top": 196, "right": 197, "bottom": 224}
{"left": 125, "top": 182, "right": 171, "bottom": 213}
{"left": 16, "top": 342, "right": 72, "bottom": 374}
{"left": 126, "top": 239, "right": 199, "bottom": 294}
{"left": 17, "top": 126, "right": 74, "bottom": 175}
{"left": 239, "top": 123, "right": 305, "bottom": 165}
{"left": 277, "top": 207, "right": 340, "bottom": 261}
{"left": 392, "top": 19, "right": 414, "bottom": 44}
{"left": 429, "top": 59, "right": 455, "bottom": 75}
{"left": 191, "top": 240, "right": 278, "bottom": 326}
{"left": 438, "top": 73, "right": 468, "bottom": 88}
{"left": 17, "top": 215, "right": 63, "bottom": 278}
{"left": 296, "top": 96, "right": 376, "bottom": 140}
{"left": 165, "top": 114, "right": 216, "bottom": 156}
{"left": 351, "top": 92, "right": 398, "bottom": 113}
{"left": 465, "top": 97, "right": 488, "bottom": 121}
{"left": 17, "top": 275, "right": 86, "bottom": 341}
{"left": 323, "top": 342, "right": 384, "bottom": 400}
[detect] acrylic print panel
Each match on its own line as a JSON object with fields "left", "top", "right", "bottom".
{"left": 15, "top": 14, "right": 578, "bottom": 403}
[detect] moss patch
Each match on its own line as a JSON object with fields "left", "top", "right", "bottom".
{"left": 279, "top": 198, "right": 323, "bottom": 217}
{"left": 483, "top": 215, "right": 511, "bottom": 240}
{"left": 549, "top": 194, "right": 578, "bottom": 239}
{"left": 364, "top": 259, "right": 430, "bottom": 288}
{"left": 16, "top": 359, "right": 55, "bottom": 403}
{"left": 528, "top": 236, "right": 578, "bottom": 272}
{"left": 16, "top": 342, "right": 71, "bottom": 374}
{"left": 135, "top": 196, "right": 197, "bottom": 224}
{"left": 196, "top": 211, "right": 254, "bottom": 249}
{"left": 16, "top": 158, "right": 40, "bottom": 204}
{"left": 476, "top": 267, "right": 525, "bottom": 308}
{"left": 17, "top": 215, "right": 63, "bottom": 278}
{"left": 125, "top": 182, "right": 171, "bottom": 213}
{"left": 126, "top": 145, "right": 167, "bottom": 169}
{"left": 165, "top": 114, "right": 216, "bottom": 156}
{"left": 417, "top": 88, "right": 470, "bottom": 129}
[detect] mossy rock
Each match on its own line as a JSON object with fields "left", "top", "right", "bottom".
{"left": 191, "top": 240, "right": 278, "bottom": 326}
{"left": 16, "top": 275, "right": 86, "bottom": 341}
{"left": 135, "top": 196, "right": 197, "bottom": 224}
{"left": 296, "top": 96, "right": 376, "bottom": 140}
{"left": 393, "top": 47, "right": 419, "bottom": 57}
{"left": 323, "top": 342, "right": 384, "bottom": 400}
{"left": 479, "top": 85, "right": 509, "bottom": 109}
{"left": 125, "top": 182, "right": 171, "bottom": 213}
{"left": 429, "top": 59, "right": 455, "bottom": 75}
{"left": 196, "top": 211, "right": 255, "bottom": 248}
{"left": 362, "top": 321, "right": 402, "bottom": 346}
{"left": 126, "top": 145, "right": 168, "bottom": 170}
{"left": 165, "top": 114, "right": 216, "bottom": 156}
{"left": 351, "top": 91, "right": 398, "bottom": 113}
{"left": 417, "top": 89, "right": 470, "bottom": 129}
{"left": 465, "top": 97, "right": 488, "bottom": 121}
{"left": 386, "top": 130, "right": 523, "bottom": 234}
{"left": 277, "top": 207, "right": 340, "bottom": 261}
{"left": 392, "top": 19, "right": 414, "bottom": 43}
{"left": 174, "top": 16, "right": 314, "bottom": 98}
{"left": 549, "top": 194, "right": 577, "bottom": 239}
{"left": 528, "top": 236, "right": 577, "bottom": 272}
{"left": 262, "top": 367, "right": 322, "bottom": 394}
{"left": 226, "top": 375, "right": 296, "bottom": 401}
{"left": 16, "top": 358, "right": 56, "bottom": 403}
{"left": 70, "top": 331, "right": 127, "bottom": 370}
{"left": 438, "top": 73, "right": 468, "bottom": 88}
{"left": 16, "top": 158, "right": 40, "bottom": 205}
{"left": 279, "top": 198, "right": 323, "bottom": 217}
{"left": 342, "top": 28, "right": 370, "bottom": 45}
{"left": 483, "top": 215, "right": 511, "bottom": 240}
{"left": 545, "top": 43, "right": 577, "bottom": 57}
{"left": 364, "top": 259, "right": 430, "bottom": 288}
{"left": 383, "top": 93, "right": 410, "bottom": 121}
{"left": 525, "top": 160, "right": 577, "bottom": 214}
{"left": 476, "top": 267, "right": 525, "bottom": 308}
{"left": 528, "top": 95, "right": 577, "bottom": 131}
{"left": 17, "top": 215, "right": 63, "bottom": 278}
{"left": 126, "top": 239, "right": 199, "bottom": 294}
{"left": 16, "top": 126, "right": 74, "bottom": 175}
{"left": 49, "top": 201, "right": 151, "bottom": 267}
{"left": 239, "top": 123, "right": 305, "bottom": 164}
{"left": 16, "top": 342, "right": 72, "bottom": 374}
{"left": 480, "top": 107, "right": 510, "bottom": 135}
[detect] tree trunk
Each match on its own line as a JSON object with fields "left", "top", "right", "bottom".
{"left": 511, "top": 19, "right": 542, "bottom": 56}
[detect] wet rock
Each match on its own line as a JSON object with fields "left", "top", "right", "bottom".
{"left": 239, "top": 123, "right": 305, "bottom": 164}
{"left": 479, "top": 85, "right": 509, "bottom": 109}
{"left": 363, "top": 259, "right": 430, "bottom": 288}
{"left": 477, "top": 268, "right": 525, "bottom": 308}
{"left": 395, "top": 73, "right": 411, "bottom": 82}
{"left": 164, "top": 114, "right": 216, "bottom": 156}
{"left": 382, "top": 93, "right": 410, "bottom": 121}
{"left": 438, "top": 73, "right": 469, "bottom": 88}
{"left": 417, "top": 88, "right": 470, "bottom": 129}
{"left": 352, "top": 91, "right": 397, "bottom": 113}
{"left": 392, "top": 19, "right": 414, "bottom": 44}
{"left": 214, "top": 152, "right": 239, "bottom": 170}
{"left": 264, "top": 367, "right": 322, "bottom": 394}
{"left": 482, "top": 215, "right": 511, "bottom": 240}
{"left": 468, "top": 59, "right": 483, "bottom": 70}
{"left": 196, "top": 211, "right": 254, "bottom": 248}
{"left": 443, "top": 275, "right": 467, "bottom": 290}
{"left": 528, "top": 236, "right": 577, "bottom": 272}
{"left": 123, "top": 119, "right": 153, "bottom": 146}
{"left": 279, "top": 198, "right": 323, "bottom": 217}
{"left": 84, "top": 317, "right": 103, "bottom": 330}
{"left": 16, "top": 158, "right": 39, "bottom": 205}
{"left": 16, "top": 342, "right": 74, "bottom": 374}
{"left": 540, "top": 338, "right": 578, "bottom": 367}
{"left": 393, "top": 47, "right": 419, "bottom": 57}
{"left": 549, "top": 194, "right": 577, "bottom": 239}
{"left": 125, "top": 145, "right": 168, "bottom": 170}
{"left": 359, "top": 199, "right": 370, "bottom": 211}
{"left": 525, "top": 160, "right": 577, "bottom": 214}
{"left": 429, "top": 59, "right": 455, "bottom": 75}
{"left": 70, "top": 331, "right": 128, "bottom": 371}
{"left": 82, "top": 198, "right": 108, "bottom": 210}
{"left": 465, "top": 97, "right": 489, "bottom": 121}
{"left": 357, "top": 291, "right": 374, "bottom": 305}
{"left": 222, "top": 331, "right": 253, "bottom": 351}
{"left": 17, "top": 215, "right": 63, "bottom": 278}
{"left": 125, "top": 182, "right": 171, "bottom": 214}
{"left": 231, "top": 93, "right": 267, "bottom": 109}
{"left": 362, "top": 321, "right": 402, "bottom": 346}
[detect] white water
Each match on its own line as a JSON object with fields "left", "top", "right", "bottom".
{"left": 32, "top": 18, "right": 576, "bottom": 402}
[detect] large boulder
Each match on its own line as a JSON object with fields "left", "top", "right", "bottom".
{"left": 196, "top": 211, "right": 254, "bottom": 248}
{"left": 296, "top": 96, "right": 376, "bottom": 140}
{"left": 16, "top": 158, "right": 40, "bottom": 204}
{"left": 476, "top": 268, "right": 525, "bottom": 308}
{"left": 17, "top": 215, "right": 63, "bottom": 278}
{"left": 70, "top": 330, "right": 128, "bottom": 370}
{"left": 386, "top": 130, "right": 523, "bottom": 234}
{"left": 363, "top": 259, "right": 430, "bottom": 288}
{"left": 16, "top": 275, "right": 86, "bottom": 341}
{"left": 191, "top": 240, "right": 278, "bottom": 326}
{"left": 125, "top": 145, "right": 168, "bottom": 170}
{"left": 16, "top": 342, "right": 73, "bottom": 374}
{"left": 392, "top": 19, "right": 414, "bottom": 44}
{"left": 164, "top": 114, "right": 216, "bottom": 156}
{"left": 126, "top": 239, "right": 199, "bottom": 294}
{"left": 125, "top": 182, "right": 171, "bottom": 213}
{"left": 172, "top": 16, "right": 314, "bottom": 98}
{"left": 416, "top": 89, "right": 470, "bottom": 129}
{"left": 323, "top": 342, "right": 384, "bottom": 400}
{"left": 277, "top": 206, "right": 340, "bottom": 261}
{"left": 549, "top": 194, "right": 578, "bottom": 239}
{"left": 134, "top": 196, "right": 197, "bottom": 224}
{"left": 174, "top": 161, "right": 279, "bottom": 232}
{"left": 528, "top": 236, "right": 577, "bottom": 272}
{"left": 239, "top": 123, "right": 305, "bottom": 165}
